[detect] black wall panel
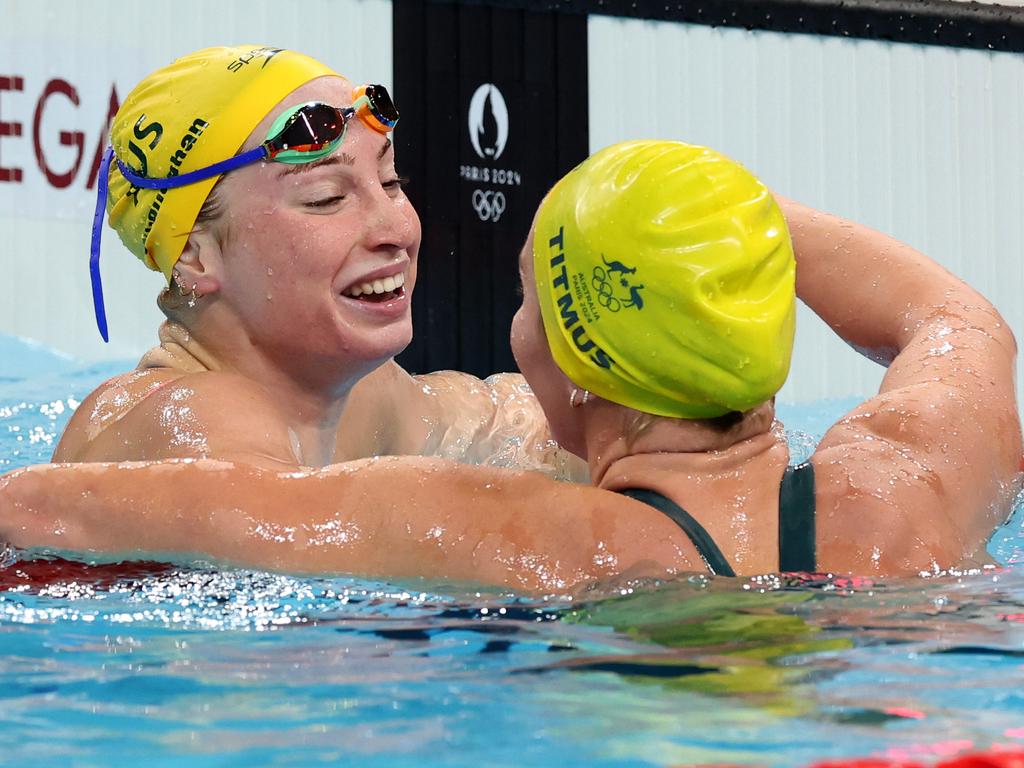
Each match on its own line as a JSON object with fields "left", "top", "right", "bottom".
{"left": 394, "top": 0, "right": 589, "bottom": 377}
{"left": 394, "top": 0, "right": 1021, "bottom": 378}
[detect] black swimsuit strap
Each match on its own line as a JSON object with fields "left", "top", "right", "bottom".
{"left": 618, "top": 488, "right": 736, "bottom": 577}
{"left": 778, "top": 462, "right": 816, "bottom": 572}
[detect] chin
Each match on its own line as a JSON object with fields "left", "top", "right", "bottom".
{"left": 348, "top": 322, "right": 413, "bottom": 367}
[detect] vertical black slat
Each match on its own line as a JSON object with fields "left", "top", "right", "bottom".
{"left": 397, "top": 0, "right": 589, "bottom": 379}
{"left": 486, "top": 5, "right": 526, "bottom": 375}
{"left": 555, "top": 12, "right": 588, "bottom": 178}
{"left": 413, "top": 1, "right": 462, "bottom": 374}
{"left": 521, "top": 7, "right": 559, "bottom": 264}
{"left": 521, "top": 7, "right": 555, "bottom": 208}
{"left": 393, "top": 0, "right": 426, "bottom": 373}
{"left": 457, "top": 3, "right": 494, "bottom": 376}
{"left": 422, "top": 1, "right": 462, "bottom": 373}
{"left": 516, "top": 8, "right": 557, "bottom": 374}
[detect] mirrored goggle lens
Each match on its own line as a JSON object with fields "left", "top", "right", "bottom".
{"left": 268, "top": 104, "right": 347, "bottom": 156}
{"left": 363, "top": 85, "right": 399, "bottom": 128}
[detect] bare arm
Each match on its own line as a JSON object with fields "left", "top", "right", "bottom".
{"left": 780, "top": 197, "right": 1021, "bottom": 572}
{"left": 781, "top": 195, "right": 1017, "bottom": 373}
{"left": 0, "top": 458, "right": 695, "bottom": 594}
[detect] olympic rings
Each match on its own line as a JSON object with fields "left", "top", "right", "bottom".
{"left": 592, "top": 267, "right": 621, "bottom": 312}
{"left": 472, "top": 189, "right": 506, "bottom": 222}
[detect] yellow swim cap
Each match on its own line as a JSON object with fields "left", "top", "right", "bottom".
{"left": 106, "top": 45, "right": 338, "bottom": 280}
{"left": 533, "top": 141, "right": 796, "bottom": 419}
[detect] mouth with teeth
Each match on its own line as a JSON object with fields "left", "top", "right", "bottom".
{"left": 341, "top": 272, "right": 407, "bottom": 303}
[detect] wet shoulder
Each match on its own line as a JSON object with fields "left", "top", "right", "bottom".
{"left": 53, "top": 368, "right": 186, "bottom": 461}
{"left": 53, "top": 368, "right": 289, "bottom": 463}
{"left": 808, "top": 382, "right": 1016, "bottom": 575}
{"left": 345, "top": 365, "right": 505, "bottom": 458}
{"left": 401, "top": 370, "right": 550, "bottom": 464}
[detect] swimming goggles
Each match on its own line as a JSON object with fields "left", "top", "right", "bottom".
{"left": 89, "top": 84, "right": 399, "bottom": 340}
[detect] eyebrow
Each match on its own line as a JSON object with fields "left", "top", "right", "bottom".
{"left": 278, "top": 153, "right": 355, "bottom": 176}
{"left": 275, "top": 140, "right": 391, "bottom": 177}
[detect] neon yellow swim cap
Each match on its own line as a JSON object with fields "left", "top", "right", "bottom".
{"left": 106, "top": 45, "right": 338, "bottom": 280}
{"left": 532, "top": 140, "right": 796, "bottom": 419}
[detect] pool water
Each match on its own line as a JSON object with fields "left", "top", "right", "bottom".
{"left": 1, "top": 335, "right": 1023, "bottom": 768}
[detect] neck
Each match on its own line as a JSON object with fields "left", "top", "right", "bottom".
{"left": 584, "top": 400, "right": 779, "bottom": 487}
{"left": 140, "top": 320, "right": 369, "bottom": 467}
{"left": 583, "top": 400, "right": 790, "bottom": 575}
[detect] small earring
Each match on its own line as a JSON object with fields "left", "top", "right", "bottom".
{"left": 570, "top": 388, "right": 591, "bottom": 408}
{"left": 188, "top": 284, "right": 199, "bottom": 308}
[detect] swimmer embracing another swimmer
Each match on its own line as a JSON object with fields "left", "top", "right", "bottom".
{"left": 68, "top": 46, "right": 575, "bottom": 476}
{"left": 0, "top": 47, "right": 1019, "bottom": 593}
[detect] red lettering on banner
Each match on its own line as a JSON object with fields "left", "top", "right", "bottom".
{"left": 2, "top": 76, "right": 120, "bottom": 191}
{"left": 86, "top": 85, "right": 120, "bottom": 190}
{"left": 33, "top": 79, "right": 84, "bottom": 189}
{"left": 0, "top": 75, "right": 24, "bottom": 183}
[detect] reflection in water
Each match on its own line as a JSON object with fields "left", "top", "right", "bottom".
{"left": 559, "top": 583, "right": 851, "bottom": 717}
{"left": 547, "top": 569, "right": 1024, "bottom": 732}
{"left": 2, "top": 560, "right": 1023, "bottom": 765}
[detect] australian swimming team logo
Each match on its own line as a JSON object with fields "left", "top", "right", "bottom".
{"left": 591, "top": 256, "right": 645, "bottom": 313}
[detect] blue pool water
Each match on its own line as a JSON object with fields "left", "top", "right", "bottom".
{"left": 1, "top": 334, "right": 1023, "bottom": 768}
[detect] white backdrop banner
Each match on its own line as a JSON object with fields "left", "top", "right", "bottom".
{"left": 0, "top": 0, "right": 392, "bottom": 364}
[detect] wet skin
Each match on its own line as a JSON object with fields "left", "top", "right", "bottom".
{"left": 6, "top": 197, "right": 1018, "bottom": 589}
{"left": 4, "top": 99, "right": 1021, "bottom": 588}
{"left": 54, "top": 76, "right": 579, "bottom": 476}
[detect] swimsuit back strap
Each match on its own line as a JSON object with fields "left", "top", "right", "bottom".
{"left": 778, "top": 461, "right": 817, "bottom": 572}
{"left": 618, "top": 488, "right": 736, "bottom": 577}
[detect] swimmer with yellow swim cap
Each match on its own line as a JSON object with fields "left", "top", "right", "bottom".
{"left": 3, "top": 47, "right": 1019, "bottom": 590}
{"left": 58, "top": 45, "right": 577, "bottom": 476}
{"left": 510, "top": 140, "right": 1022, "bottom": 577}
{"left": 528, "top": 140, "right": 795, "bottom": 421}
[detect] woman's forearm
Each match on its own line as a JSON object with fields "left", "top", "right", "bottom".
{"left": 778, "top": 195, "right": 1013, "bottom": 364}
{"left": 0, "top": 458, "right": 691, "bottom": 593}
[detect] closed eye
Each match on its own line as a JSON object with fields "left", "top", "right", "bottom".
{"left": 306, "top": 195, "right": 345, "bottom": 208}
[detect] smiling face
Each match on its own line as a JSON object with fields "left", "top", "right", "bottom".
{"left": 192, "top": 76, "right": 420, "bottom": 386}
{"left": 510, "top": 224, "right": 587, "bottom": 457}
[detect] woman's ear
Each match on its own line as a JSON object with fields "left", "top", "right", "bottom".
{"left": 173, "top": 229, "right": 224, "bottom": 298}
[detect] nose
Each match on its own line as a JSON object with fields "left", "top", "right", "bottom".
{"left": 363, "top": 183, "right": 419, "bottom": 254}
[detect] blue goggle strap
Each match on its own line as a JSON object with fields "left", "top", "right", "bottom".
{"left": 89, "top": 146, "right": 114, "bottom": 342}
{"left": 89, "top": 144, "right": 269, "bottom": 341}
{"left": 115, "top": 145, "right": 269, "bottom": 190}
